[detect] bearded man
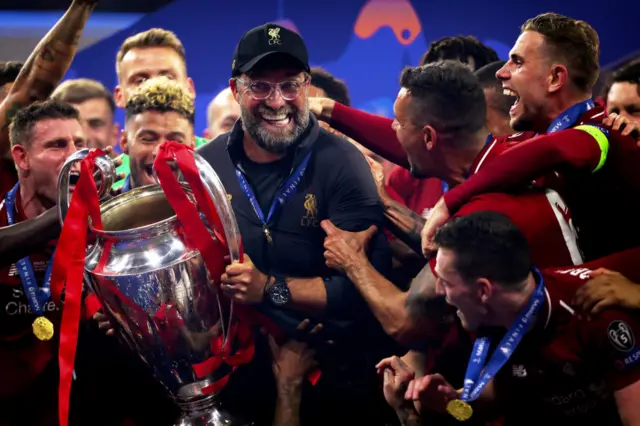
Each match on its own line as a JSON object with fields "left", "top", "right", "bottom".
{"left": 198, "top": 23, "right": 397, "bottom": 426}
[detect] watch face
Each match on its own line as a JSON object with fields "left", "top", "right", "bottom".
{"left": 269, "top": 281, "right": 291, "bottom": 306}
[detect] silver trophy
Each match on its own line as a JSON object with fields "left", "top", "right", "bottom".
{"left": 58, "top": 148, "right": 246, "bottom": 426}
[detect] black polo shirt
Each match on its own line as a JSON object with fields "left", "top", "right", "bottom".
{"left": 197, "top": 115, "right": 392, "bottom": 339}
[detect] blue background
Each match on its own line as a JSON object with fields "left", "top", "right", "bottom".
{"left": 68, "top": 0, "right": 640, "bottom": 135}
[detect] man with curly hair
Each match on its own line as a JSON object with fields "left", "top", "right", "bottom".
{"left": 119, "top": 77, "right": 196, "bottom": 192}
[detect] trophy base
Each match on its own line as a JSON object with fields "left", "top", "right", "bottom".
{"left": 175, "top": 394, "right": 247, "bottom": 426}
{"left": 175, "top": 408, "right": 239, "bottom": 426}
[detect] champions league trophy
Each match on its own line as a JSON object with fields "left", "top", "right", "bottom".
{"left": 56, "top": 144, "right": 248, "bottom": 426}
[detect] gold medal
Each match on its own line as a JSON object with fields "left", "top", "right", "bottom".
{"left": 32, "top": 316, "right": 54, "bottom": 341}
{"left": 446, "top": 399, "right": 473, "bottom": 421}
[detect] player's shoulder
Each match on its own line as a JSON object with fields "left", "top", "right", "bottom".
{"left": 544, "top": 265, "right": 593, "bottom": 284}
{"left": 495, "top": 131, "right": 537, "bottom": 143}
{"left": 587, "top": 308, "right": 640, "bottom": 353}
{"left": 577, "top": 106, "right": 639, "bottom": 150}
{"left": 388, "top": 165, "right": 413, "bottom": 186}
{"left": 315, "top": 127, "right": 363, "bottom": 155}
{"left": 472, "top": 132, "right": 537, "bottom": 173}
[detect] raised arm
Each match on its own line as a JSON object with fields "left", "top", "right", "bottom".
{"left": 310, "top": 97, "right": 409, "bottom": 167}
{"left": 0, "top": 0, "right": 97, "bottom": 156}
{"left": 443, "top": 126, "right": 614, "bottom": 213}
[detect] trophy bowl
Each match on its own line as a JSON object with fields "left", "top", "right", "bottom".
{"left": 57, "top": 148, "right": 249, "bottom": 426}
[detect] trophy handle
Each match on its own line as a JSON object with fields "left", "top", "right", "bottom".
{"left": 178, "top": 151, "right": 243, "bottom": 264}
{"left": 57, "top": 148, "right": 116, "bottom": 224}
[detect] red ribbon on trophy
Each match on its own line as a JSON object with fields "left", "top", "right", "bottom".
{"left": 154, "top": 142, "right": 294, "bottom": 390}
{"left": 49, "top": 149, "right": 105, "bottom": 426}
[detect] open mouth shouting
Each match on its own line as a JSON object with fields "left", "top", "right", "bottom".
{"left": 140, "top": 163, "right": 158, "bottom": 186}
{"left": 503, "top": 87, "right": 520, "bottom": 117}
{"left": 68, "top": 171, "right": 80, "bottom": 192}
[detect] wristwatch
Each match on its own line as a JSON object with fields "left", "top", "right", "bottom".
{"left": 266, "top": 276, "right": 291, "bottom": 307}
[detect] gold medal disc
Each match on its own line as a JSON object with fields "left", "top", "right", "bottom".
{"left": 446, "top": 399, "right": 473, "bottom": 421}
{"left": 32, "top": 316, "right": 54, "bottom": 341}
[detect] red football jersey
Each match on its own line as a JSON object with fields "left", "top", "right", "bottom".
{"left": 387, "top": 166, "right": 444, "bottom": 219}
{"left": 0, "top": 190, "right": 60, "bottom": 397}
{"left": 495, "top": 253, "right": 640, "bottom": 425}
{"left": 446, "top": 106, "right": 640, "bottom": 261}
{"left": 455, "top": 190, "right": 583, "bottom": 268}
{"left": 469, "top": 132, "right": 537, "bottom": 175}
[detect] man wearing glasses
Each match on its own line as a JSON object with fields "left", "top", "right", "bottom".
{"left": 198, "top": 23, "right": 396, "bottom": 426}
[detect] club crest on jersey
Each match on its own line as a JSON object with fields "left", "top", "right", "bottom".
{"left": 608, "top": 320, "right": 635, "bottom": 352}
{"left": 301, "top": 193, "right": 318, "bottom": 227}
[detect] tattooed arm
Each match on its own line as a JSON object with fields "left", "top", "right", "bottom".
{"left": 0, "top": 0, "right": 97, "bottom": 157}
{"left": 381, "top": 192, "right": 427, "bottom": 258}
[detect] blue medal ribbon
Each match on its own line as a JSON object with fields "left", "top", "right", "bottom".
{"left": 4, "top": 184, "right": 55, "bottom": 316}
{"left": 121, "top": 175, "right": 132, "bottom": 193}
{"left": 460, "top": 268, "right": 545, "bottom": 403}
{"left": 235, "top": 152, "right": 312, "bottom": 244}
{"left": 547, "top": 99, "right": 594, "bottom": 134}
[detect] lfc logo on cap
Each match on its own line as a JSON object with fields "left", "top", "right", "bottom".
{"left": 268, "top": 27, "right": 281, "bottom": 45}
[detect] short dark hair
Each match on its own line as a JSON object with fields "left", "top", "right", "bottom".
{"left": 433, "top": 211, "right": 532, "bottom": 288}
{"left": 475, "top": 60, "right": 505, "bottom": 89}
{"left": 399, "top": 61, "right": 486, "bottom": 137}
{"left": 420, "top": 36, "right": 499, "bottom": 70}
{"left": 522, "top": 12, "right": 600, "bottom": 93}
{"left": 117, "top": 28, "right": 186, "bottom": 75}
{"left": 0, "top": 61, "right": 23, "bottom": 86}
{"left": 309, "top": 67, "right": 351, "bottom": 106}
{"left": 51, "top": 78, "right": 116, "bottom": 114}
{"left": 9, "top": 99, "right": 79, "bottom": 148}
{"left": 475, "top": 60, "right": 515, "bottom": 116}
{"left": 603, "top": 59, "right": 640, "bottom": 102}
{"left": 125, "top": 78, "right": 195, "bottom": 124}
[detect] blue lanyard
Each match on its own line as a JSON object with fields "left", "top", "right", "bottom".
{"left": 460, "top": 269, "right": 545, "bottom": 403}
{"left": 235, "top": 152, "right": 312, "bottom": 244}
{"left": 547, "top": 99, "right": 594, "bottom": 134}
{"left": 121, "top": 175, "right": 132, "bottom": 193}
{"left": 4, "top": 184, "right": 54, "bottom": 316}
{"left": 442, "top": 134, "right": 495, "bottom": 194}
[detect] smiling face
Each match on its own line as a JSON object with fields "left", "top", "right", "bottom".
{"left": 231, "top": 64, "right": 310, "bottom": 154}
{"left": 71, "top": 97, "right": 118, "bottom": 151}
{"left": 116, "top": 46, "right": 194, "bottom": 109}
{"left": 392, "top": 88, "right": 437, "bottom": 179}
{"left": 607, "top": 81, "right": 640, "bottom": 125}
{"left": 12, "top": 118, "right": 86, "bottom": 207}
{"left": 122, "top": 110, "right": 194, "bottom": 188}
{"left": 496, "top": 31, "right": 554, "bottom": 132}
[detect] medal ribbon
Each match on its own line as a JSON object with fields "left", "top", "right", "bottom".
{"left": 546, "top": 99, "right": 595, "bottom": 134}
{"left": 49, "top": 149, "right": 105, "bottom": 426}
{"left": 460, "top": 269, "right": 545, "bottom": 403}
{"left": 4, "top": 183, "right": 55, "bottom": 316}
{"left": 235, "top": 151, "right": 312, "bottom": 238}
{"left": 120, "top": 175, "right": 132, "bottom": 193}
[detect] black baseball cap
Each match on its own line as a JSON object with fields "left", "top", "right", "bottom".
{"left": 232, "top": 23, "right": 310, "bottom": 77}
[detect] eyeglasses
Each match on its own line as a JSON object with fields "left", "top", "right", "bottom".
{"left": 235, "top": 77, "right": 309, "bottom": 101}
